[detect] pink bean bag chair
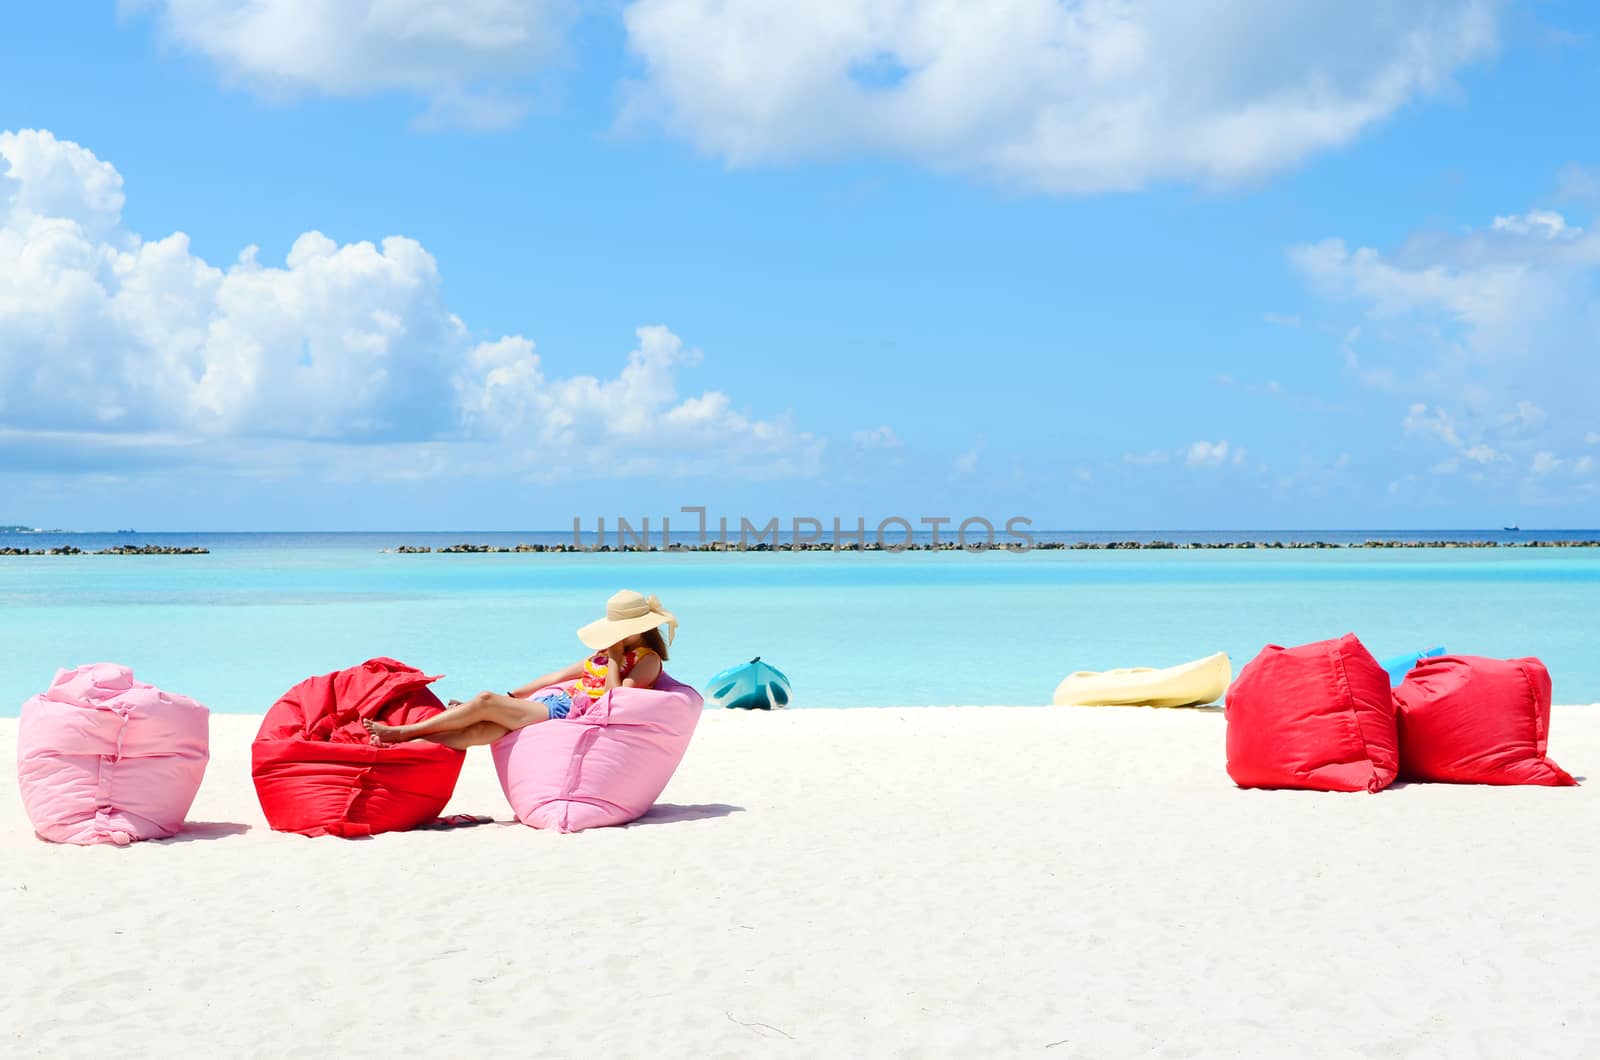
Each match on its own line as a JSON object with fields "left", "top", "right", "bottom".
{"left": 1225, "top": 634, "right": 1399, "bottom": 793}
{"left": 1394, "top": 655, "right": 1576, "bottom": 786}
{"left": 493, "top": 672, "right": 703, "bottom": 833}
{"left": 17, "top": 663, "right": 210, "bottom": 845}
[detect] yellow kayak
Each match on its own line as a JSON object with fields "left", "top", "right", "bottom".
{"left": 1052, "top": 652, "right": 1232, "bottom": 708}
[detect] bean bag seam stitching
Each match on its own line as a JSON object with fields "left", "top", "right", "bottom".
{"left": 1515, "top": 659, "right": 1572, "bottom": 783}
{"left": 1329, "top": 640, "right": 1380, "bottom": 791}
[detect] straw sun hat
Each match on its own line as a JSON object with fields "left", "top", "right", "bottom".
{"left": 577, "top": 590, "right": 678, "bottom": 650}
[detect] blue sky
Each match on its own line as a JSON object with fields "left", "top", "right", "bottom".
{"left": 2, "top": 1, "right": 1598, "bottom": 530}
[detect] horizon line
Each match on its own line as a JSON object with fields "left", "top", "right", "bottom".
{"left": 1, "top": 527, "right": 1583, "bottom": 536}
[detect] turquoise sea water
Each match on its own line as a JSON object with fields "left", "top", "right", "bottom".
{"left": 3, "top": 531, "right": 1599, "bottom": 713}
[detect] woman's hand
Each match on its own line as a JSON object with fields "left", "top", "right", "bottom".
{"left": 601, "top": 642, "right": 627, "bottom": 691}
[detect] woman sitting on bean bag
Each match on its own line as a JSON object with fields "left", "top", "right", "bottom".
{"left": 364, "top": 590, "right": 677, "bottom": 748}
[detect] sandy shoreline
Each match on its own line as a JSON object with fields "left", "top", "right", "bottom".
{"left": 4, "top": 706, "right": 1598, "bottom": 1058}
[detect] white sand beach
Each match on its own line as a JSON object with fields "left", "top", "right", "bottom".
{"left": 4, "top": 706, "right": 1598, "bottom": 1059}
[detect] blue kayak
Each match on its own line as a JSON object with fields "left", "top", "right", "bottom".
{"left": 1377, "top": 646, "right": 1446, "bottom": 687}
{"left": 704, "top": 657, "right": 792, "bottom": 710}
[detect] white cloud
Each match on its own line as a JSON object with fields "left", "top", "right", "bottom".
{"left": 1125, "top": 443, "right": 1249, "bottom": 471}
{"left": 455, "top": 327, "right": 822, "bottom": 479}
{"left": 1463, "top": 443, "right": 1506, "bottom": 464}
{"left": 1340, "top": 341, "right": 1396, "bottom": 391}
{"left": 852, "top": 425, "right": 902, "bottom": 449}
{"left": 1290, "top": 238, "right": 1548, "bottom": 354}
{"left": 1404, "top": 404, "right": 1463, "bottom": 448}
{"left": 1405, "top": 404, "right": 1509, "bottom": 468}
{"left": 1497, "top": 400, "right": 1547, "bottom": 435}
{"left": 2, "top": 131, "right": 456, "bottom": 440}
{"left": 1491, "top": 209, "right": 1580, "bottom": 239}
{"left": 1297, "top": 196, "right": 1600, "bottom": 494}
{"left": 952, "top": 449, "right": 979, "bottom": 475}
{"left": 1586, "top": 431, "right": 1600, "bottom": 445}
{"left": 1184, "top": 440, "right": 1232, "bottom": 468}
{"left": 1291, "top": 208, "right": 1600, "bottom": 353}
{"left": 1526, "top": 451, "right": 1598, "bottom": 478}
{"left": 122, "top": 2, "right": 1504, "bottom": 192}
{"left": 411, "top": 88, "right": 532, "bottom": 134}
{"left": 1556, "top": 163, "right": 1600, "bottom": 204}
{"left": 620, "top": 0, "right": 1499, "bottom": 193}
{"left": 123, "top": 0, "right": 573, "bottom": 130}
{"left": 1, "top": 128, "right": 818, "bottom": 480}
{"left": 0, "top": 128, "right": 124, "bottom": 238}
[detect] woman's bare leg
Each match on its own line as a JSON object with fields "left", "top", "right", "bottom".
{"left": 427, "top": 721, "right": 512, "bottom": 750}
{"left": 364, "top": 692, "right": 548, "bottom": 744}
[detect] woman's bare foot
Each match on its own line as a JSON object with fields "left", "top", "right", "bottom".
{"left": 363, "top": 718, "right": 410, "bottom": 745}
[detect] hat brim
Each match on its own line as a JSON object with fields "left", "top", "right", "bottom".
{"left": 577, "top": 613, "right": 672, "bottom": 650}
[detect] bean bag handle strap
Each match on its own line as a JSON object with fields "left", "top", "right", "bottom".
{"left": 112, "top": 709, "right": 131, "bottom": 761}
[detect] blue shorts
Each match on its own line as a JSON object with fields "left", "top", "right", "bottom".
{"left": 534, "top": 688, "right": 574, "bottom": 720}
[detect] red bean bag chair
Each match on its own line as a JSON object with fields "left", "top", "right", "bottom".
{"left": 1226, "top": 634, "right": 1399, "bottom": 792}
{"left": 252, "top": 658, "right": 466, "bottom": 837}
{"left": 1394, "top": 655, "right": 1576, "bottom": 786}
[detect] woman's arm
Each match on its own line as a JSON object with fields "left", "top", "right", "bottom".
{"left": 509, "top": 659, "right": 585, "bottom": 698}
{"left": 604, "top": 648, "right": 625, "bottom": 692}
{"left": 621, "top": 652, "right": 661, "bottom": 689}
{"left": 601, "top": 644, "right": 658, "bottom": 691}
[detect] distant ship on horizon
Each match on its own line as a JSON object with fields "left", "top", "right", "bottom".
{"left": 1504, "top": 525, "right": 1520, "bottom": 531}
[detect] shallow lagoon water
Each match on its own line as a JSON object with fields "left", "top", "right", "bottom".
{"left": 2, "top": 532, "right": 1598, "bottom": 712}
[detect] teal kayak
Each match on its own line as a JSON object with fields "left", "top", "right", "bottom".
{"left": 704, "top": 657, "right": 792, "bottom": 710}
